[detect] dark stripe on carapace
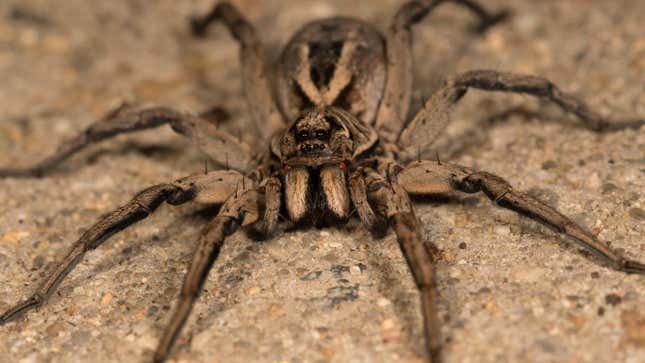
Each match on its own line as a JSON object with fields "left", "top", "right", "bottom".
{"left": 308, "top": 40, "right": 344, "bottom": 89}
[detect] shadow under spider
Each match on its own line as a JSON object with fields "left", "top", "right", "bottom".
{"left": 84, "top": 141, "right": 185, "bottom": 164}
{"left": 415, "top": 191, "right": 627, "bottom": 272}
{"left": 363, "top": 234, "right": 430, "bottom": 356}
{"left": 436, "top": 105, "right": 584, "bottom": 161}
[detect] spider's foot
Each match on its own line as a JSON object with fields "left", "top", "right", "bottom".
{"left": 0, "top": 167, "right": 44, "bottom": 178}
{"left": 152, "top": 348, "right": 170, "bottom": 363}
{"left": 0, "top": 294, "right": 44, "bottom": 325}
{"left": 593, "top": 118, "right": 645, "bottom": 132}
{"left": 622, "top": 259, "right": 645, "bottom": 274}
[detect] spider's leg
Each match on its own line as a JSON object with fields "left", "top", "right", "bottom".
{"left": 191, "top": 2, "right": 285, "bottom": 138}
{"left": 249, "top": 176, "right": 282, "bottom": 239}
{"left": 348, "top": 169, "right": 386, "bottom": 236}
{"left": 153, "top": 186, "right": 260, "bottom": 363}
{"left": 0, "top": 105, "right": 253, "bottom": 178}
{"left": 366, "top": 174, "right": 442, "bottom": 363}
{"left": 398, "top": 70, "right": 645, "bottom": 158}
{"left": 0, "top": 170, "right": 243, "bottom": 325}
{"left": 375, "top": 0, "right": 509, "bottom": 142}
{"left": 398, "top": 160, "right": 645, "bottom": 274}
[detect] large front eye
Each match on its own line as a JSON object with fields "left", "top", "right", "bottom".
{"left": 314, "top": 129, "right": 328, "bottom": 139}
{"left": 297, "top": 130, "right": 309, "bottom": 140}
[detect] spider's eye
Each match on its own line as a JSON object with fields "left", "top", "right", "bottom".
{"left": 314, "top": 129, "right": 328, "bottom": 139}
{"left": 297, "top": 130, "right": 309, "bottom": 140}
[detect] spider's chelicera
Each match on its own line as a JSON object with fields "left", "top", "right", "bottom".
{"left": 1, "top": 1, "right": 643, "bottom": 363}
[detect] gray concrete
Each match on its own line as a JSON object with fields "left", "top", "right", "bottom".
{"left": 0, "top": 1, "right": 643, "bottom": 363}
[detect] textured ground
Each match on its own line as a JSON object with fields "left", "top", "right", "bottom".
{"left": 0, "top": 1, "right": 644, "bottom": 363}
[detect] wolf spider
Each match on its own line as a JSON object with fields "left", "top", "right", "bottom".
{"left": 1, "top": 1, "right": 644, "bottom": 362}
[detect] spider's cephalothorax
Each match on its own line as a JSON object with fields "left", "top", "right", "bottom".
{"left": 280, "top": 108, "right": 352, "bottom": 225}
{"left": 1, "top": 2, "right": 644, "bottom": 363}
{"left": 275, "top": 107, "right": 377, "bottom": 225}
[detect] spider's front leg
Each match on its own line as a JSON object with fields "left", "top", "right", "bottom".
{"left": 398, "top": 160, "right": 645, "bottom": 274}
{"left": 365, "top": 172, "right": 443, "bottom": 363}
{"left": 153, "top": 183, "right": 261, "bottom": 363}
{"left": 0, "top": 104, "right": 253, "bottom": 178}
{"left": 0, "top": 170, "right": 244, "bottom": 325}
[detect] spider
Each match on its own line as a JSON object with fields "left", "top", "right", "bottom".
{"left": 1, "top": 1, "right": 643, "bottom": 362}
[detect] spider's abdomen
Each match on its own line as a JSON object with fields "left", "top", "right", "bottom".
{"left": 284, "top": 165, "right": 350, "bottom": 227}
{"left": 276, "top": 17, "right": 386, "bottom": 126}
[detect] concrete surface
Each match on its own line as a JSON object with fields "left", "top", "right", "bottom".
{"left": 0, "top": 1, "right": 643, "bottom": 363}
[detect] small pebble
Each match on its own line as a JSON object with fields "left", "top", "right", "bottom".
{"left": 137, "top": 333, "right": 158, "bottom": 351}
{"left": 494, "top": 225, "right": 511, "bottom": 237}
{"left": 349, "top": 265, "right": 361, "bottom": 275}
{"left": 319, "top": 346, "right": 335, "bottom": 360}
{"left": 377, "top": 298, "right": 391, "bottom": 307}
{"left": 605, "top": 294, "right": 622, "bottom": 306}
{"left": 381, "top": 319, "right": 395, "bottom": 330}
{"left": 585, "top": 172, "right": 601, "bottom": 189}
{"left": 45, "top": 323, "right": 66, "bottom": 337}
{"left": 1, "top": 230, "right": 30, "bottom": 244}
{"left": 100, "top": 292, "right": 113, "bottom": 306}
